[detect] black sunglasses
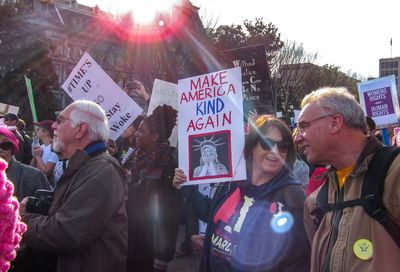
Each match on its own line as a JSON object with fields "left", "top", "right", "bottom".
{"left": 0, "top": 142, "right": 13, "bottom": 151}
{"left": 259, "top": 137, "right": 289, "bottom": 152}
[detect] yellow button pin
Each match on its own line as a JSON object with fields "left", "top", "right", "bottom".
{"left": 353, "top": 239, "right": 373, "bottom": 261}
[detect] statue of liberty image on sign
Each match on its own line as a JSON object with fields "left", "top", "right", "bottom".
{"left": 189, "top": 130, "right": 232, "bottom": 180}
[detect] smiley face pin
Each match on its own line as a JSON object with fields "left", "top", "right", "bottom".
{"left": 353, "top": 239, "right": 373, "bottom": 261}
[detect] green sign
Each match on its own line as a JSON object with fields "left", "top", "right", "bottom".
{"left": 24, "top": 75, "right": 38, "bottom": 122}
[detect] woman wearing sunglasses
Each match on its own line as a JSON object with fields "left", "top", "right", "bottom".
{"left": 173, "top": 115, "right": 310, "bottom": 272}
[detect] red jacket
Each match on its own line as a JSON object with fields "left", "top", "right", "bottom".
{"left": 305, "top": 167, "right": 328, "bottom": 196}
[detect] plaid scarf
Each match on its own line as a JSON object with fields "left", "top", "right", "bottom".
{"left": 132, "top": 142, "right": 171, "bottom": 174}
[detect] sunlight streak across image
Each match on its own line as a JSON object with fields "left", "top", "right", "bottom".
{"left": 84, "top": 0, "right": 181, "bottom": 25}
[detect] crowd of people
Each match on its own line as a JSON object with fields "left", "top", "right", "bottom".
{"left": 0, "top": 84, "right": 399, "bottom": 272}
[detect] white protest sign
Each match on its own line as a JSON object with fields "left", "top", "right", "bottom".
{"left": 61, "top": 52, "right": 142, "bottom": 140}
{"left": 178, "top": 67, "right": 247, "bottom": 185}
{"left": 0, "top": 103, "right": 19, "bottom": 116}
{"left": 148, "top": 79, "right": 178, "bottom": 147}
{"left": 293, "top": 110, "right": 301, "bottom": 123}
{"left": 358, "top": 75, "right": 400, "bottom": 126}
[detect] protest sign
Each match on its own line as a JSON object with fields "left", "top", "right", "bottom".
{"left": 148, "top": 79, "right": 178, "bottom": 147}
{"left": 293, "top": 110, "right": 301, "bottom": 123}
{"left": 24, "top": 75, "right": 37, "bottom": 122}
{"left": 61, "top": 52, "right": 142, "bottom": 140}
{"left": 0, "top": 103, "right": 19, "bottom": 116}
{"left": 178, "top": 67, "right": 247, "bottom": 185}
{"left": 220, "top": 44, "right": 273, "bottom": 119}
{"left": 358, "top": 75, "right": 400, "bottom": 126}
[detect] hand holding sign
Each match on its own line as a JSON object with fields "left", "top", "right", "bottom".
{"left": 133, "top": 80, "right": 150, "bottom": 101}
{"left": 173, "top": 168, "right": 187, "bottom": 189}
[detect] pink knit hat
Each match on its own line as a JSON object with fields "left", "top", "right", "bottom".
{"left": 0, "top": 127, "right": 20, "bottom": 154}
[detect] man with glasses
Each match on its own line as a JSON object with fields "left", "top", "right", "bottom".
{"left": 20, "top": 100, "right": 127, "bottom": 272}
{"left": 294, "top": 87, "right": 400, "bottom": 272}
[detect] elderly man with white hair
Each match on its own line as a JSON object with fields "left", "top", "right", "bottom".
{"left": 20, "top": 100, "right": 128, "bottom": 272}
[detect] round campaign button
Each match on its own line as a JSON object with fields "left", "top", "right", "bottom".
{"left": 353, "top": 239, "right": 373, "bottom": 261}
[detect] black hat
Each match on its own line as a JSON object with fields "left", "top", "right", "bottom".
{"left": 4, "top": 113, "right": 18, "bottom": 122}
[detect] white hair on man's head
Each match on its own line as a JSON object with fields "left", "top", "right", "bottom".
{"left": 301, "top": 87, "right": 367, "bottom": 132}
{"left": 68, "top": 100, "right": 109, "bottom": 141}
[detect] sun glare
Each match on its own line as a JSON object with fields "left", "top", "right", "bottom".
{"left": 96, "top": 0, "right": 181, "bottom": 25}
{"left": 81, "top": 0, "right": 187, "bottom": 42}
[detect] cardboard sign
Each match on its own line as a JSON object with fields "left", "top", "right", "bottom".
{"left": 24, "top": 76, "right": 37, "bottom": 122}
{"left": 0, "top": 103, "right": 19, "bottom": 116}
{"left": 148, "top": 79, "right": 178, "bottom": 147}
{"left": 61, "top": 52, "right": 142, "bottom": 140}
{"left": 178, "top": 67, "right": 247, "bottom": 185}
{"left": 220, "top": 44, "right": 273, "bottom": 118}
{"left": 358, "top": 75, "right": 400, "bottom": 126}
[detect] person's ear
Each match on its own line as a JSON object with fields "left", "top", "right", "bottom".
{"left": 74, "top": 123, "right": 89, "bottom": 140}
{"left": 330, "top": 114, "right": 344, "bottom": 134}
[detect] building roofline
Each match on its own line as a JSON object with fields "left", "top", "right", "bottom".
{"left": 379, "top": 57, "right": 400, "bottom": 61}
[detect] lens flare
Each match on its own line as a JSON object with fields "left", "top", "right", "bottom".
{"left": 91, "top": 0, "right": 180, "bottom": 25}
{"left": 270, "top": 211, "right": 294, "bottom": 233}
{"left": 158, "top": 20, "right": 165, "bottom": 27}
{"left": 277, "top": 217, "right": 288, "bottom": 226}
{"left": 90, "top": 0, "right": 188, "bottom": 43}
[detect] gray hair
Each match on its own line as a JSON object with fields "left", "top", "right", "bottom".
{"left": 301, "top": 87, "right": 367, "bottom": 132}
{"left": 68, "top": 100, "right": 109, "bottom": 141}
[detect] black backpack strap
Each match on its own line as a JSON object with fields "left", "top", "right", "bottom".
{"left": 311, "top": 180, "right": 329, "bottom": 228}
{"left": 312, "top": 181, "right": 365, "bottom": 228}
{"left": 311, "top": 146, "right": 400, "bottom": 240}
{"left": 324, "top": 198, "right": 365, "bottom": 211}
{"left": 362, "top": 146, "right": 400, "bottom": 247}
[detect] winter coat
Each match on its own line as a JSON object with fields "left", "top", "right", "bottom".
{"left": 304, "top": 136, "right": 400, "bottom": 272}
{"left": 6, "top": 157, "right": 51, "bottom": 201}
{"left": 126, "top": 147, "right": 180, "bottom": 270}
{"left": 22, "top": 148, "right": 128, "bottom": 272}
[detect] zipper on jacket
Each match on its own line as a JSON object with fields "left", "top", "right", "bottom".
{"left": 321, "top": 178, "right": 344, "bottom": 272}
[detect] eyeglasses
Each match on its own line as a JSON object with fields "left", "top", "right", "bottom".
{"left": 0, "top": 142, "right": 13, "bottom": 151}
{"left": 297, "top": 114, "right": 333, "bottom": 134}
{"left": 56, "top": 115, "right": 71, "bottom": 124}
{"left": 259, "top": 137, "right": 289, "bottom": 153}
